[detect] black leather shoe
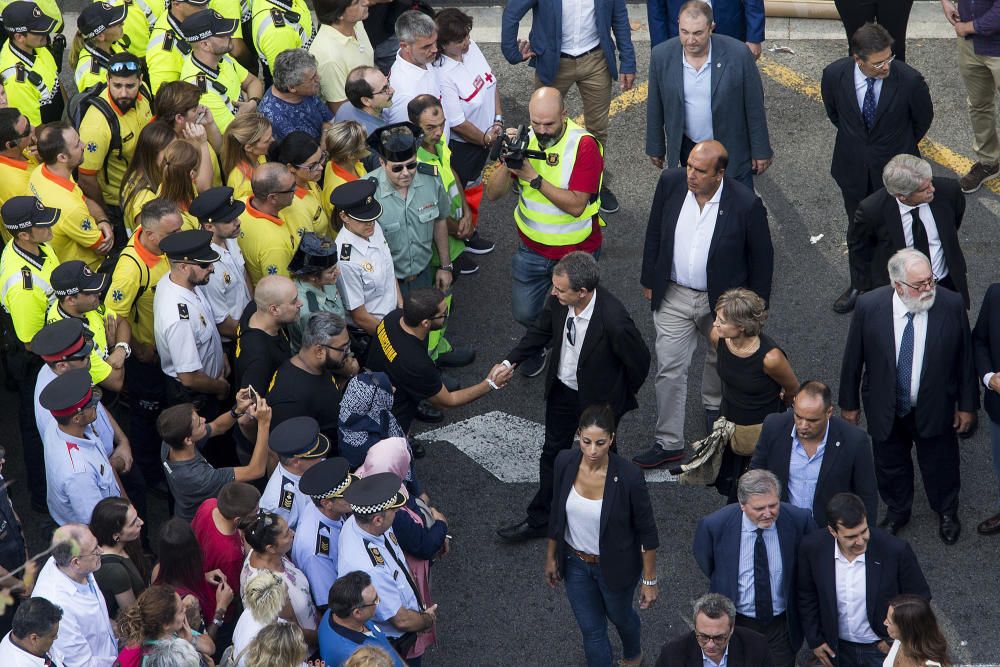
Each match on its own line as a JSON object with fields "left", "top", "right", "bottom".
{"left": 496, "top": 519, "right": 548, "bottom": 543}
{"left": 878, "top": 516, "right": 909, "bottom": 536}
{"left": 415, "top": 400, "right": 443, "bottom": 423}
{"left": 939, "top": 513, "right": 961, "bottom": 545}
{"left": 833, "top": 286, "right": 860, "bottom": 314}
{"left": 632, "top": 446, "right": 685, "bottom": 469}
{"left": 977, "top": 512, "right": 1000, "bottom": 535}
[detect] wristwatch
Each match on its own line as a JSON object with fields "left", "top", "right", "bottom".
{"left": 529, "top": 175, "right": 543, "bottom": 190}
{"left": 438, "top": 264, "right": 454, "bottom": 273}
{"left": 113, "top": 341, "right": 132, "bottom": 359}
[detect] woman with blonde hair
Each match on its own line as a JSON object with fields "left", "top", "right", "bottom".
{"left": 344, "top": 646, "right": 397, "bottom": 667}
{"left": 231, "top": 570, "right": 293, "bottom": 666}
{"left": 121, "top": 121, "right": 176, "bottom": 235}
{"left": 321, "top": 120, "right": 369, "bottom": 221}
{"left": 116, "top": 584, "right": 214, "bottom": 666}
{"left": 244, "top": 622, "right": 309, "bottom": 667}
{"left": 221, "top": 113, "right": 273, "bottom": 201}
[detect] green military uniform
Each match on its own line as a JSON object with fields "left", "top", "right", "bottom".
{"left": 289, "top": 279, "right": 344, "bottom": 353}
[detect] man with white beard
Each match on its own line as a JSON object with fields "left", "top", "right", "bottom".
{"left": 839, "top": 248, "right": 978, "bottom": 545}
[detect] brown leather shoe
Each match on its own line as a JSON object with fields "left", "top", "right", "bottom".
{"left": 960, "top": 161, "right": 1000, "bottom": 193}
{"left": 977, "top": 512, "right": 1000, "bottom": 535}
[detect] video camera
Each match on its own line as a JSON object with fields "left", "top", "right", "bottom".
{"left": 489, "top": 125, "right": 549, "bottom": 170}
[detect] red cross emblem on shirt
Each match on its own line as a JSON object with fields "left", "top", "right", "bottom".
{"left": 485, "top": 72, "right": 494, "bottom": 83}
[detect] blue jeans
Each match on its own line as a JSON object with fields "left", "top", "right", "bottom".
{"left": 991, "top": 418, "right": 1000, "bottom": 507}
{"left": 510, "top": 243, "right": 600, "bottom": 328}
{"left": 837, "top": 640, "right": 886, "bottom": 667}
{"left": 563, "top": 554, "right": 641, "bottom": 666}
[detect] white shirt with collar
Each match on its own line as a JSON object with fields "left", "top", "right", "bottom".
{"left": 260, "top": 462, "right": 310, "bottom": 531}
{"left": 682, "top": 46, "right": 713, "bottom": 143}
{"left": 892, "top": 291, "right": 928, "bottom": 407}
{"left": 42, "top": 421, "right": 122, "bottom": 527}
{"left": 31, "top": 559, "right": 118, "bottom": 667}
{"left": 833, "top": 541, "right": 881, "bottom": 643}
{"left": 557, "top": 291, "right": 597, "bottom": 391}
{"left": 200, "top": 238, "right": 251, "bottom": 341}
{"left": 854, "top": 63, "right": 883, "bottom": 114}
{"left": 671, "top": 181, "right": 724, "bottom": 291}
{"left": 386, "top": 54, "right": 443, "bottom": 128}
{"left": 560, "top": 0, "right": 600, "bottom": 56}
{"left": 896, "top": 200, "right": 947, "bottom": 281}
{"left": 0, "top": 632, "right": 64, "bottom": 666}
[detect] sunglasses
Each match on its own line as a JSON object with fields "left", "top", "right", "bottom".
{"left": 390, "top": 161, "right": 417, "bottom": 173}
{"left": 109, "top": 60, "right": 142, "bottom": 74}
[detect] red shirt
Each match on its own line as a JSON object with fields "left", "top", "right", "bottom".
{"left": 518, "top": 135, "right": 603, "bottom": 260}
{"left": 192, "top": 498, "right": 244, "bottom": 593}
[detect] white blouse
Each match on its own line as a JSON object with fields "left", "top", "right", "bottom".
{"left": 240, "top": 555, "right": 319, "bottom": 651}
{"left": 883, "top": 639, "right": 943, "bottom": 667}
{"left": 564, "top": 485, "right": 602, "bottom": 556}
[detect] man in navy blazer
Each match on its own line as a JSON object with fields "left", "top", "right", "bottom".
{"left": 646, "top": 0, "right": 766, "bottom": 57}
{"left": 972, "top": 282, "right": 1000, "bottom": 535}
{"left": 797, "top": 493, "right": 930, "bottom": 667}
{"left": 645, "top": 1, "right": 772, "bottom": 188}
{"left": 750, "top": 380, "right": 878, "bottom": 528}
{"left": 693, "top": 470, "right": 815, "bottom": 667}
{"left": 501, "top": 0, "right": 635, "bottom": 212}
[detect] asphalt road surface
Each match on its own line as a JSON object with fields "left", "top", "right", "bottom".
{"left": 8, "top": 21, "right": 1000, "bottom": 667}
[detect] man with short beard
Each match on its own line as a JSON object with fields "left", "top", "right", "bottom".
{"left": 839, "top": 248, "right": 978, "bottom": 545}
{"left": 78, "top": 53, "right": 154, "bottom": 247}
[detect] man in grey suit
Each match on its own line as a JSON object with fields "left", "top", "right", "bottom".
{"left": 645, "top": 0, "right": 773, "bottom": 189}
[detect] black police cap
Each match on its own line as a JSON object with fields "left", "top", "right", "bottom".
{"left": 2, "top": 2, "right": 57, "bottom": 34}
{"left": 288, "top": 232, "right": 337, "bottom": 275}
{"left": 159, "top": 229, "right": 221, "bottom": 264}
{"left": 269, "top": 416, "right": 331, "bottom": 459}
{"left": 343, "top": 472, "right": 406, "bottom": 515}
{"left": 367, "top": 122, "right": 422, "bottom": 162}
{"left": 329, "top": 179, "right": 381, "bottom": 222}
{"left": 78, "top": 2, "right": 127, "bottom": 40}
{"left": 30, "top": 319, "right": 94, "bottom": 363}
{"left": 39, "top": 368, "right": 102, "bottom": 417}
{"left": 51, "top": 260, "right": 108, "bottom": 298}
{"left": 299, "top": 457, "right": 354, "bottom": 499}
{"left": 2, "top": 196, "right": 59, "bottom": 232}
{"left": 181, "top": 9, "right": 238, "bottom": 42}
{"left": 191, "top": 186, "right": 246, "bottom": 225}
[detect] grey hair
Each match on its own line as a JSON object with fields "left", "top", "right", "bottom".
{"left": 736, "top": 469, "right": 781, "bottom": 505}
{"left": 887, "top": 248, "right": 930, "bottom": 285}
{"left": 301, "top": 311, "right": 347, "bottom": 349}
{"left": 143, "top": 637, "right": 201, "bottom": 667}
{"left": 693, "top": 593, "right": 736, "bottom": 623}
{"left": 882, "top": 154, "right": 932, "bottom": 197}
{"left": 272, "top": 49, "right": 318, "bottom": 93}
{"left": 244, "top": 570, "right": 288, "bottom": 624}
{"left": 553, "top": 251, "right": 600, "bottom": 291}
{"left": 50, "top": 524, "right": 91, "bottom": 567}
{"left": 395, "top": 10, "right": 436, "bottom": 44}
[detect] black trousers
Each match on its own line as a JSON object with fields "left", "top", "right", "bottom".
{"left": 874, "top": 410, "right": 960, "bottom": 521}
{"left": 736, "top": 613, "right": 796, "bottom": 667}
{"left": 843, "top": 172, "right": 876, "bottom": 290}
{"left": 13, "top": 355, "right": 45, "bottom": 508}
{"left": 834, "top": 0, "right": 915, "bottom": 62}
{"left": 125, "top": 356, "right": 167, "bottom": 488}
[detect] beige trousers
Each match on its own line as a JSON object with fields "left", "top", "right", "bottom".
{"left": 534, "top": 48, "right": 612, "bottom": 148}
{"left": 958, "top": 36, "right": 1000, "bottom": 164}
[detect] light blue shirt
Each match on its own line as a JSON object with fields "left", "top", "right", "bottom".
{"left": 787, "top": 422, "right": 829, "bottom": 515}
{"left": 683, "top": 46, "right": 713, "bottom": 142}
{"left": 703, "top": 646, "right": 729, "bottom": 667}
{"left": 333, "top": 102, "right": 389, "bottom": 136}
{"left": 853, "top": 63, "right": 882, "bottom": 114}
{"left": 736, "top": 513, "right": 785, "bottom": 617}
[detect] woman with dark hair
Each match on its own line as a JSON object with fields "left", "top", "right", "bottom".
{"left": 544, "top": 404, "right": 659, "bottom": 667}
{"left": 238, "top": 511, "right": 319, "bottom": 649}
{"left": 120, "top": 121, "right": 176, "bottom": 235}
{"left": 116, "top": 584, "right": 214, "bottom": 666}
{"left": 90, "top": 496, "right": 150, "bottom": 620}
{"left": 883, "top": 595, "right": 951, "bottom": 666}
{"left": 269, "top": 131, "right": 332, "bottom": 239}
{"left": 153, "top": 519, "right": 234, "bottom": 643}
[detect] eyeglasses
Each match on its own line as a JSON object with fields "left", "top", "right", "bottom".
{"left": 321, "top": 342, "right": 352, "bottom": 355}
{"left": 869, "top": 53, "right": 895, "bottom": 70}
{"left": 694, "top": 631, "right": 731, "bottom": 645}
{"left": 899, "top": 277, "right": 936, "bottom": 291}
{"left": 373, "top": 83, "right": 392, "bottom": 96}
{"left": 109, "top": 60, "right": 142, "bottom": 74}
{"left": 296, "top": 151, "right": 328, "bottom": 172}
{"left": 390, "top": 161, "right": 417, "bottom": 173}
{"left": 430, "top": 311, "right": 448, "bottom": 321}
{"left": 269, "top": 188, "right": 297, "bottom": 197}
{"left": 355, "top": 593, "right": 380, "bottom": 610}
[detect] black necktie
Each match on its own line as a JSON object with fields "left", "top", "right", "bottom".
{"left": 910, "top": 207, "right": 931, "bottom": 259}
{"left": 754, "top": 528, "right": 773, "bottom": 622}
{"left": 566, "top": 316, "right": 576, "bottom": 346}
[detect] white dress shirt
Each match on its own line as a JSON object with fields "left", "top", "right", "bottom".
{"left": 560, "top": 0, "right": 600, "bottom": 56}
{"left": 682, "top": 47, "right": 713, "bottom": 143}
{"left": 671, "top": 181, "right": 724, "bottom": 291}
{"left": 896, "top": 200, "right": 947, "bottom": 281}
{"left": 557, "top": 291, "right": 597, "bottom": 390}
{"left": 387, "top": 54, "right": 444, "bottom": 129}
{"left": 854, "top": 64, "right": 883, "bottom": 113}
{"left": 200, "top": 238, "right": 251, "bottom": 341}
{"left": 892, "top": 292, "right": 928, "bottom": 406}
{"left": 0, "top": 632, "right": 64, "bottom": 666}
{"left": 834, "top": 542, "right": 880, "bottom": 643}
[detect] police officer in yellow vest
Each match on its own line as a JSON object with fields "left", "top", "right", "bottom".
{"left": 106, "top": 0, "right": 164, "bottom": 60}
{"left": 147, "top": 0, "right": 209, "bottom": 94}
{"left": 0, "top": 1, "right": 62, "bottom": 126}
{"left": 250, "top": 0, "right": 314, "bottom": 86}
{"left": 484, "top": 86, "right": 605, "bottom": 377}
{"left": 72, "top": 2, "right": 128, "bottom": 92}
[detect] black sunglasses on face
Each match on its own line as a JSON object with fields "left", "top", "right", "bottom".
{"left": 390, "top": 161, "right": 417, "bottom": 173}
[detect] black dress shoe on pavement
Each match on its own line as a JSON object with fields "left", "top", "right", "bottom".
{"left": 939, "top": 513, "right": 961, "bottom": 545}
{"left": 977, "top": 512, "right": 1000, "bottom": 535}
{"left": 452, "top": 252, "right": 479, "bottom": 275}
{"left": 464, "top": 231, "right": 495, "bottom": 255}
{"left": 833, "top": 286, "right": 860, "bottom": 314}
{"left": 878, "top": 516, "right": 909, "bottom": 535}
{"left": 519, "top": 349, "right": 548, "bottom": 377}
{"left": 631, "top": 446, "right": 685, "bottom": 469}
{"left": 436, "top": 346, "right": 476, "bottom": 368}
{"left": 415, "top": 400, "right": 443, "bottom": 423}
{"left": 599, "top": 186, "right": 620, "bottom": 214}
{"left": 496, "top": 520, "right": 548, "bottom": 543}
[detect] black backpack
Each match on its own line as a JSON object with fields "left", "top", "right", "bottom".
{"left": 65, "top": 81, "right": 153, "bottom": 182}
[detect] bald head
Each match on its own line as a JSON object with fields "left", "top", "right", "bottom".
{"left": 689, "top": 140, "right": 728, "bottom": 173}
{"left": 529, "top": 87, "right": 567, "bottom": 147}
{"left": 254, "top": 275, "right": 301, "bottom": 324}
{"left": 51, "top": 524, "right": 98, "bottom": 570}
{"left": 251, "top": 162, "right": 295, "bottom": 198}
{"left": 530, "top": 87, "right": 565, "bottom": 115}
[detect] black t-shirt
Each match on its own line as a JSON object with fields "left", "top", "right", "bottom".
{"left": 234, "top": 302, "right": 291, "bottom": 395}
{"left": 267, "top": 359, "right": 343, "bottom": 450}
{"left": 365, "top": 310, "right": 442, "bottom": 432}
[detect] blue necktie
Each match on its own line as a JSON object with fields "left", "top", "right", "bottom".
{"left": 896, "top": 312, "right": 915, "bottom": 416}
{"left": 862, "top": 77, "right": 877, "bottom": 130}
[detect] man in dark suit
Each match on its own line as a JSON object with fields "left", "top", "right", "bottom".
{"left": 645, "top": 1, "right": 772, "bottom": 188}
{"left": 655, "top": 593, "right": 774, "bottom": 667}
{"left": 972, "top": 283, "right": 1000, "bottom": 535}
{"left": 693, "top": 470, "right": 814, "bottom": 667}
{"left": 820, "top": 23, "right": 933, "bottom": 313}
{"left": 833, "top": 0, "right": 914, "bottom": 63}
{"left": 646, "top": 0, "right": 766, "bottom": 58}
{"left": 839, "top": 249, "right": 978, "bottom": 544}
{"left": 750, "top": 380, "right": 879, "bottom": 528}
{"left": 496, "top": 252, "right": 650, "bottom": 542}
{"left": 850, "top": 154, "right": 969, "bottom": 308}
{"left": 633, "top": 140, "right": 773, "bottom": 469}
{"left": 798, "top": 493, "right": 930, "bottom": 667}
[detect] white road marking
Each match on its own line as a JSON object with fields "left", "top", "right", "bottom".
{"left": 421, "top": 411, "right": 679, "bottom": 483}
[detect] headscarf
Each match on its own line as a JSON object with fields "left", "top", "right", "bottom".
{"left": 356, "top": 437, "right": 412, "bottom": 498}
{"left": 338, "top": 370, "right": 405, "bottom": 468}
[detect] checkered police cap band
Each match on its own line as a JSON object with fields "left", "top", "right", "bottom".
{"left": 310, "top": 473, "right": 356, "bottom": 500}
{"left": 350, "top": 491, "right": 404, "bottom": 515}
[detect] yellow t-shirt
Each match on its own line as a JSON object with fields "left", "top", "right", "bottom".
{"left": 283, "top": 183, "right": 331, "bottom": 240}
{"left": 237, "top": 198, "right": 297, "bottom": 286}
{"left": 226, "top": 162, "right": 255, "bottom": 203}
{"left": 0, "top": 42, "right": 59, "bottom": 127}
{"left": 310, "top": 23, "right": 374, "bottom": 105}
{"left": 105, "top": 226, "right": 169, "bottom": 346}
{"left": 29, "top": 165, "right": 105, "bottom": 271}
{"left": 78, "top": 90, "right": 154, "bottom": 207}
{"left": 122, "top": 182, "right": 157, "bottom": 236}
{"left": 0, "top": 241, "right": 60, "bottom": 344}
{"left": 44, "top": 304, "right": 113, "bottom": 385}
{"left": 321, "top": 160, "right": 366, "bottom": 221}
{"left": 0, "top": 155, "right": 33, "bottom": 245}
{"left": 180, "top": 54, "right": 248, "bottom": 133}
